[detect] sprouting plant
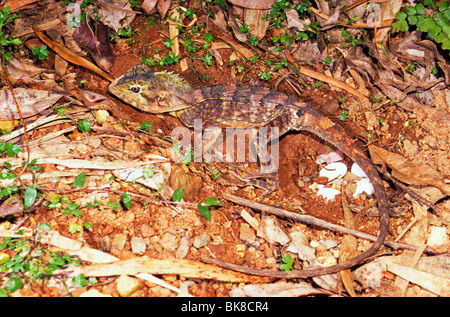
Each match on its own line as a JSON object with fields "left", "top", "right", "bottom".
{"left": 392, "top": 1, "right": 450, "bottom": 50}
{"left": 258, "top": 70, "right": 271, "bottom": 81}
{"left": 0, "top": 141, "right": 21, "bottom": 157}
{"left": 263, "top": 0, "right": 312, "bottom": 29}
{"left": 139, "top": 121, "right": 153, "bottom": 131}
{"left": 202, "top": 51, "right": 214, "bottom": 66}
{"left": 122, "top": 191, "right": 132, "bottom": 210}
{"left": 171, "top": 187, "right": 222, "bottom": 221}
{"left": 78, "top": 119, "right": 91, "bottom": 132}
{"left": 32, "top": 45, "right": 49, "bottom": 60}
{"left": 197, "top": 197, "right": 222, "bottom": 221}
{"left": 0, "top": 225, "right": 85, "bottom": 296}
{"left": 0, "top": 6, "right": 22, "bottom": 61}
{"left": 172, "top": 187, "right": 184, "bottom": 202}
{"left": 280, "top": 254, "right": 293, "bottom": 271}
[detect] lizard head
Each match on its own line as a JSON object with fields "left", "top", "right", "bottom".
{"left": 108, "top": 64, "right": 193, "bottom": 113}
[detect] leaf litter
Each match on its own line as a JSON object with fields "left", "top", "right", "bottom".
{"left": 0, "top": 0, "right": 448, "bottom": 298}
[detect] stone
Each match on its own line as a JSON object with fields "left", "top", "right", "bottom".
{"left": 116, "top": 275, "right": 142, "bottom": 297}
{"left": 193, "top": 233, "right": 211, "bottom": 248}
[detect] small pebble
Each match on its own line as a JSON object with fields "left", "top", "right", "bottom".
{"left": 193, "top": 233, "right": 211, "bottom": 248}
{"left": 116, "top": 275, "right": 142, "bottom": 297}
{"left": 79, "top": 289, "right": 112, "bottom": 297}
{"left": 131, "top": 236, "right": 146, "bottom": 255}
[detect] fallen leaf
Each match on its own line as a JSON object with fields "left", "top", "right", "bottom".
{"left": 156, "top": 0, "right": 171, "bottom": 19}
{"left": 227, "top": 0, "right": 275, "bottom": 9}
{"left": 243, "top": 8, "right": 270, "bottom": 40}
{"left": 98, "top": 0, "right": 137, "bottom": 31}
{"left": 141, "top": 0, "right": 158, "bottom": 14}
{"left": 369, "top": 145, "right": 450, "bottom": 195}
{"left": 0, "top": 88, "right": 64, "bottom": 120}
{"left": 33, "top": 26, "right": 115, "bottom": 81}
{"left": 257, "top": 214, "right": 290, "bottom": 245}
{"left": 229, "top": 281, "right": 332, "bottom": 296}
{"left": 286, "top": 8, "right": 308, "bottom": 31}
{"left": 387, "top": 262, "right": 450, "bottom": 296}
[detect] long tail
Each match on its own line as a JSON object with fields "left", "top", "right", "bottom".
{"left": 289, "top": 106, "right": 390, "bottom": 277}
{"left": 205, "top": 106, "right": 390, "bottom": 278}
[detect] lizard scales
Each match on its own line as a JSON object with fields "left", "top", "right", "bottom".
{"left": 109, "top": 64, "right": 389, "bottom": 278}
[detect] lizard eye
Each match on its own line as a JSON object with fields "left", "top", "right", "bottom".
{"left": 130, "top": 85, "right": 141, "bottom": 93}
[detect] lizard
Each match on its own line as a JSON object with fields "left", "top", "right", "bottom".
{"left": 108, "top": 63, "right": 390, "bottom": 278}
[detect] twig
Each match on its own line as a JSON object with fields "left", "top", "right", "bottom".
{"left": 222, "top": 192, "right": 435, "bottom": 254}
{"left": 376, "top": 166, "right": 442, "bottom": 213}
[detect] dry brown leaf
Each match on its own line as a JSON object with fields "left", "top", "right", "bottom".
{"left": 97, "top": 0, "right": 137, "bottom": 31}
{"left": 387, "top": 262, "right": 450, "bottom": 296}
{"left": 321, "top": 4, "right": 341, "bottom": 30}
{"left": 1, "top": 0, "right": 39, "bottom": 12}
{"left": 156, "top": 0, "right": 171, "bottom": 19}
{"left": 73, "top": 19, "right": 115, "bottom": 72}
{"left": 338, "top": 188, "right": 357, "bottom": 296}
{"left": 243, "top": 9, "right": 270, "bottom": 40}
{"left": 368, "top": 145, "right": 450, "bottom": 195}
{"left": 0, "top": 202, "right": 22, "bottom": 218}
{"left": 227, "top": 0, "right": 275, "bottom": 10}
{"left": 33, "top": 27, "right": 115, "bottom": 81}
{"left": 141, "top": 0, "right": 158, "bottom": 13}
{"left": 0, "top": 88, "right": 64, "bottom": 120}
{"left": 377, "top": 0, "right": 403, "bottom": 44}
{"left": 168, "top": 8, "right": 180, "bottom": 57}
{"left": 229, "top": 281, "right": 333, "bottom": 296}
{"left": 286, "top": 8, "right": 307, "bottom": 31}
{"left": 6, "top": 57, "right": 49, "bottom": 82}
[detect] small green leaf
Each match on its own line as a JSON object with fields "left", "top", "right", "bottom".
{"left": 428, "top": 24, "right": 442, "bottom": 38}
{"left": 280, "top": 254, "right": 293, "bottom": 271}
{"left": 392, "top": 20, "right": 409, "bottom": 32}
{"left": 73, "top": 171, "right": 86, "bottom": 188}
{"left": 395, "top": 11, "right": 407, "bottom": 21}
{"left": 7, "top": 143, "right": 20, "bottom": 157}
{"left": 172, "top": 187, "right": 184, "bottom": 202}
{"left": 439, "top": 1, "right": 449, "bottom": 12}
{"left": 198, "top": 203, "right": 211, "bottom": 221}
{"left": 204, "top": 33, "right": 214, "bottom": 43}
{"left": 164, "top": 37, "right": 173, "bottom": 48}
{"left": 6, "top": 277, "right": 22, "bottom": 292}
{"left": 68, "top": 222, "right": 83, "bottom": 233}
{"left": 78, "top": 119, "right": 91, "bottom": 132}
{"left": 415, "top": 3, "right": 425, "bottom": 15}
{"left": 424, "top": 0, "right": 436, "bottom": 10}
{"left": 417, "top": 17, "right": 436, "bottom": 32}
{"left": 405, "top": 6, "right": 416, "bottom": 16}
{"left": 72, "top": 274, "right": 87, "bottom": 288}
{"left": 203, "top": 197, "right": 223, "bottom": 206}
{"left": 23, "top": 186, "right": 37, "bottom": 210}
{"left": 248, "top": 36, "right": 258, "bottom": 46}
{"left": 442, "top": 39, "right": 450, "bottom": 49}
{"left": 434, "top": 32, "right": 448, "bottom": 43}
{"left": 407, "top": 15, "right": 418, "bottom": 25}
{"left": 122, "top": 191, "right": 132, "bottom": 210}
{"left": 32, "top": 45, "right": 40, "bottom": 55}
{"left": 143, "top": 166, "right": 154, "bottom": 178}
{"left": 139, "top": 121, "right": 153, "bottom": 131}
{"left": 442, "top": 23, "right": 450, "bottom": 35}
